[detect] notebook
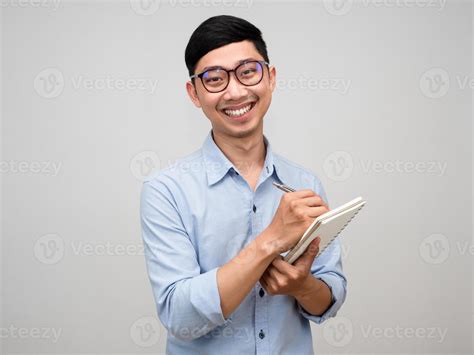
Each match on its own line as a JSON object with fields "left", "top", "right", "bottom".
{"left": 283, "top": 197, "right": 366, "bottom": 264}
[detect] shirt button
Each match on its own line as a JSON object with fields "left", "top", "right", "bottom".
{"left": 259, "top": 329, "right": 265, "bottom": 339}
{"left": 259, "top": 288, "right": 265, "bottom": 297}
{"left": 253, "top": 205, "right": 257, "bottom": 213}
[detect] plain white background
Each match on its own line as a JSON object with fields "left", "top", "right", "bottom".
{"left": 1, "top": 0, "right": 472, "bottom": 353}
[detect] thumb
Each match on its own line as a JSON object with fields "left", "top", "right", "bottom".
{"left": 306, "top": 236, "right": 321, "bottom": 257}
{"left": 294, "top": 237, "right": 320, "bottom": 267}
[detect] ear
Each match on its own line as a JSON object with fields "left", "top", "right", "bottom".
{"left": 186, "top": 80, "right": 202, "bottom": 108}
{"left": 268, "top": 65, "right": 277, "bottom": 92}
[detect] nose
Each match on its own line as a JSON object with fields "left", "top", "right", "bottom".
{"left": 222, "top": 72, "right": 248, "bottom": 100}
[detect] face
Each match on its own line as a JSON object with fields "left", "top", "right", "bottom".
{"left": 186, "top": 40, "right": 276, "bottom": 140}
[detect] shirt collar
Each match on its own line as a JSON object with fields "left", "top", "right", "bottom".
{"left": 202, "top": 130, "right": 287, "bottom": 187}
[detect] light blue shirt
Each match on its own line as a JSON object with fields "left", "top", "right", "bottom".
{"left": 140, "top": 130, "right": 347, "bottom": 354}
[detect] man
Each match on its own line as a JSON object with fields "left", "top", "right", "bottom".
{"left": 140, "top": 15, "right": 347, "bottom": 354}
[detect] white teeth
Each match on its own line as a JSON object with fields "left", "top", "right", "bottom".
{"left": 224, "top": 103, "right": 252, "bottom": 117}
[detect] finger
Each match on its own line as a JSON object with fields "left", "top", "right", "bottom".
{"left": 297, "top": 237, "right": 319, "bottom": 260}
{"left": 261, "top": 274, "right": 276, "bottom": 293}
{"left": 268, "top": 264, "right": 286, "bottom": 279}
{"left": 300, "top": 195, "right": 328, "bottom": 208}
{"left": 294, "top": 238, "right": 320, "bottom": 267}
{"left": 305, "top": 237, "right": 320, "bottom": 256}
{"left": 287, "top": 189, "right": 316, "bottom": 199}
{"left": 302, "top": 205, "right": 330, "bottom": 218}
{"left": 271, "top": 258, "right": 295, "bottom": 273}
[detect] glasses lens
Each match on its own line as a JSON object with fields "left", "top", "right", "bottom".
{"left": 236, "top": 61, "right": 263, "bottom": 86}
{"left": 202, "top": 69, "right": 228, "bottom": 92}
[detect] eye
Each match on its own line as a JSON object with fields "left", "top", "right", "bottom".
{"left": 242, "top": 69, "right": 257, "bottom": 76}
{"left": 204, "top": 77, "right": 223, "bottom": 83}
{"left": 202, "top": 70, "right": 227, "bottom": 86}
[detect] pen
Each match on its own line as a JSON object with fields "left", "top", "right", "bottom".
{"left": 272, "top": 181, "right": 296, "bottom": 193}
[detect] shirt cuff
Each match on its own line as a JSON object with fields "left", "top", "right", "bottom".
{"left": 189, "top": 267, "right": 233, "bottom": 328}
{"left": 296, "top": 273, "right": 345, "bottom": 324}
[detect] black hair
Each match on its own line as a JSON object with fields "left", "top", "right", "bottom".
{"left": 184, "top": 15, "right": 269, "bottom": 78}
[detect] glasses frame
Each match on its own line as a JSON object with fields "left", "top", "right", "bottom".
{"left": 190, "top": 60, "right": 270, "bottom": 93}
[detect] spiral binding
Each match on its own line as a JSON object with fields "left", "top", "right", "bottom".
{"left": 318, "top": 206, "right": 363, "bottom": 256}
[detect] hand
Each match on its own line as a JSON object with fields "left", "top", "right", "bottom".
{"left": 260, "top": 237, "right": 321, "bottom": 297}
{"left": 265, "top": 189, "right": 329, "bottom": 254}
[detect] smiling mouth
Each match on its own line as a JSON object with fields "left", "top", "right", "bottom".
{"left": 221, "top": 101, "right": 257, "bottom": 118}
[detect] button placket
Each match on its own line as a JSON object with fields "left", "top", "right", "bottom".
{"left": 255, "top": 281, "right": 269, "bottom": 354}
{"left": 253, "top": 190, "right": 269, "bottom": 353}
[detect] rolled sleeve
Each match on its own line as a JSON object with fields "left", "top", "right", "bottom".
{"left": 296, "top": 176, "right": 348, "bottom": 324}
{"left": 297, "top": 267, "right": 347, "bottom": 324}
{"left": 140, "top": 177, "right": 230, "bottom": 342}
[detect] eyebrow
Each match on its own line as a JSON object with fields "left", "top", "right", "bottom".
{"left": 200, "top": 58, "right": 259, "bottom": 72}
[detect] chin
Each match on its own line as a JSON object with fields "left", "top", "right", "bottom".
{"left": 227, "top": 119, "right": 263, "bottom": 139}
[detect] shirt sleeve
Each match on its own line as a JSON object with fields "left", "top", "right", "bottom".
{"left": 296, "top": 176, "right": 348, "bottom": 324}
{"left": 140, "top": 176, "right": 232, "bottom": 342}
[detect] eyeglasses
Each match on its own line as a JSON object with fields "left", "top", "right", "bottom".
{"left": 190, "top": 60, "right": 269, "bottom": 93}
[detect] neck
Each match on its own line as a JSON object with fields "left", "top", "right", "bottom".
{"left": 211, "top": 129, "right": 266, "bottom": 176}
